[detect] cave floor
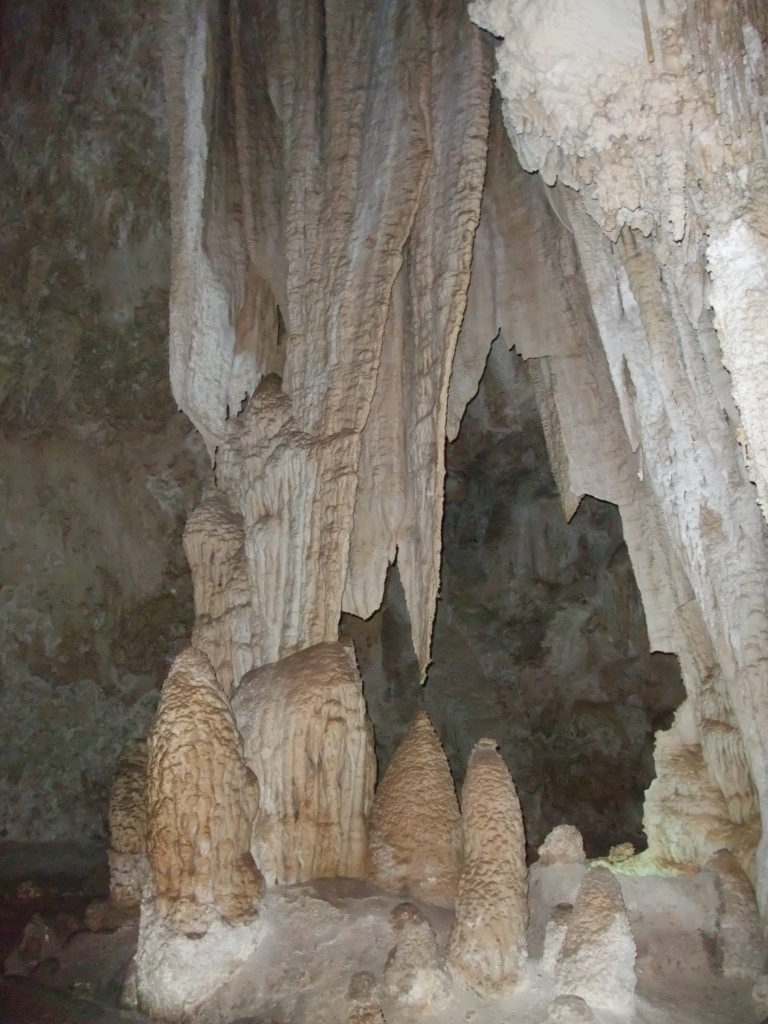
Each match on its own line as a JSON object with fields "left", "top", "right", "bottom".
{"left": 0, "top": 872, "right": 762, "bottom": 1024}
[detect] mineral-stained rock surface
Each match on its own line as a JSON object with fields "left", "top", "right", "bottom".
{"left": 555, "top": 866, "right": 636, "bottom": 1015}
{"left": 146, "top": 647, "right": 263, "bottom": 934}
{"left": 367, "top": 710, "right": 462, "bottom": 908}
{"left": 447, "top": 739, "right": 528, "bottom": 993}
{"left": 232, "top": 641, "right": 376, "bottom": 885}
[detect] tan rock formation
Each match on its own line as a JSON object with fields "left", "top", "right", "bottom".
{"left": 707, "top": 849, "right": 765, "bottom": 981}
{"left": 537, "top": 825, "right": 586, "bottom": 867}
{"left": 447, "top": 739, "right": 527, "bottom": 994}
{"left": 366, "top": 710, "right": 461, "bottom": 908}
{"left": 383, "top": 902, "right": 452, "bottom": 1011}
{"left": 108, "top": 739, "right": 148, "bottom": 907}
{"left": 555, "top": 866, "right": 636, "bottom": 1016}
{"left": 232, "top": 641, "right": 376, "bottom": 885}
{"left": 146, "top": 647, "right": 264, "bottom": 935}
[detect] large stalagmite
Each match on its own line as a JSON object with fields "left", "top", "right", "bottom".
{"left": 232, "top": 641, "right": 376, "bottom": 885}
{"left": 145, "top": 647, "right": 264, "bottom": 935}
{"left": 366, "top": 710, "right": 462, "bottom": 908}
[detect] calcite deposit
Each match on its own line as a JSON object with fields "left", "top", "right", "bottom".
{"left": 447, "top": 739, "right": 528, "bottom": 994}
{"left": 145, "top": 647, "right": 264, "bottom": 935}
{"left": 367, "top": 710, "right": 462, "bottom": 907}
{"left": 232, "top": 641, "right": 376, "bottom": 885}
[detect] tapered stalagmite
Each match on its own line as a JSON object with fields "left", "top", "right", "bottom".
{"left": 232, "top": 641, "right": 376, "bottom": 885}
{"left": 108, "top": 740, "right": 148, "bottom": 908}
{"left": 146, "top": 647, "right": 264, "bottom": 935}
{"left": 555, "top": 866, "right": 636, "bottom": 1016}
{"left": 447, "top": 738, "right": 527, "bottom": 993}
{"left": 367, "top": 710, "right": 461, "bottom": 907}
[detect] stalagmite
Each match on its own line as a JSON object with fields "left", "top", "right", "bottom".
{"left": 232, "top": 641, "right": 376, "bottom": 885}
{"left": 137, "top": 647, "right": 265, "bottom": 1021}
{"left": 107, "top": 739, "right": 147, "bottom": 908}
{"left": 537, "top": 825, "right": 586, "bottom": 867}
{"left": 447, "top": 738, "right": 527, "bottom": 994}
{"left": 144, "top": 647, "right": 263, "bottom": 935}
{"left": 554, "top": 866, "right": 636, "bottom": 1016}
{"left": 366, "top": 710, "right": 462, "bottom": 908}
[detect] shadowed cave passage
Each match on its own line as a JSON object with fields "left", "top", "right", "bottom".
{"left": 343, "top": 337, "right": 685, "bottom": 859}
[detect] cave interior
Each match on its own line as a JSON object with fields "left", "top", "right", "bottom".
{"left": 2, "top": 0, "right": 768, "bottom": 1022}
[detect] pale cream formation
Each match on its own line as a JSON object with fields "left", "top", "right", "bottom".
{"left": 367, "top": 710, "right": 462, "bottom": 907}
{"left": 146, "top": 647, "right": 264, "bottom": 935}
{"left": 447, "top": 738, "right": 527, "bottom": 993}
{"left": 232, "top": 641, "right": 376, "bottom": 885}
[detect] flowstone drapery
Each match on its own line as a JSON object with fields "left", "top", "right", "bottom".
{"left": 164, "top": 0, "right": 493, "bottom": 680}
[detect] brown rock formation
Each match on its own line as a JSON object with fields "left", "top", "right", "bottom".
{"left": 107, "top": 739, "right": 148, "bottom": 907}
{"left": 146, "top": 647, "right": 264, "bottom": 935}
{"left": 367, "top": 710, "right": 461, "bottom": 908}
{"left": 232, "top": 641, "right": 376, "bottom": 885}
{"left": 447, "top": 738, "right": 527, "bottom": 993}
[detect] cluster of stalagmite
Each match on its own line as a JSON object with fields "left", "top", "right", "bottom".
{"left": 554, "top": 867, "right": 637, "bottom": 1016}
{"left": 366, "top": 710, "right": 462, "bottom": 907}
{"left": 145, "top": 647, "right": 264, "bottom": 935}
{"left": 447, "top": 739, "right": 528, "bottom": 994}
{"left": 232, "top": 641, "right": 376, "bottom": 885}
{"left": 107, "top": 739, "right": 147, "bottom": 907}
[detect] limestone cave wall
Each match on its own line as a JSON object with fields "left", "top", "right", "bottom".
{"left": 0, "top": 2, "right": 206, "bottom": 849}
